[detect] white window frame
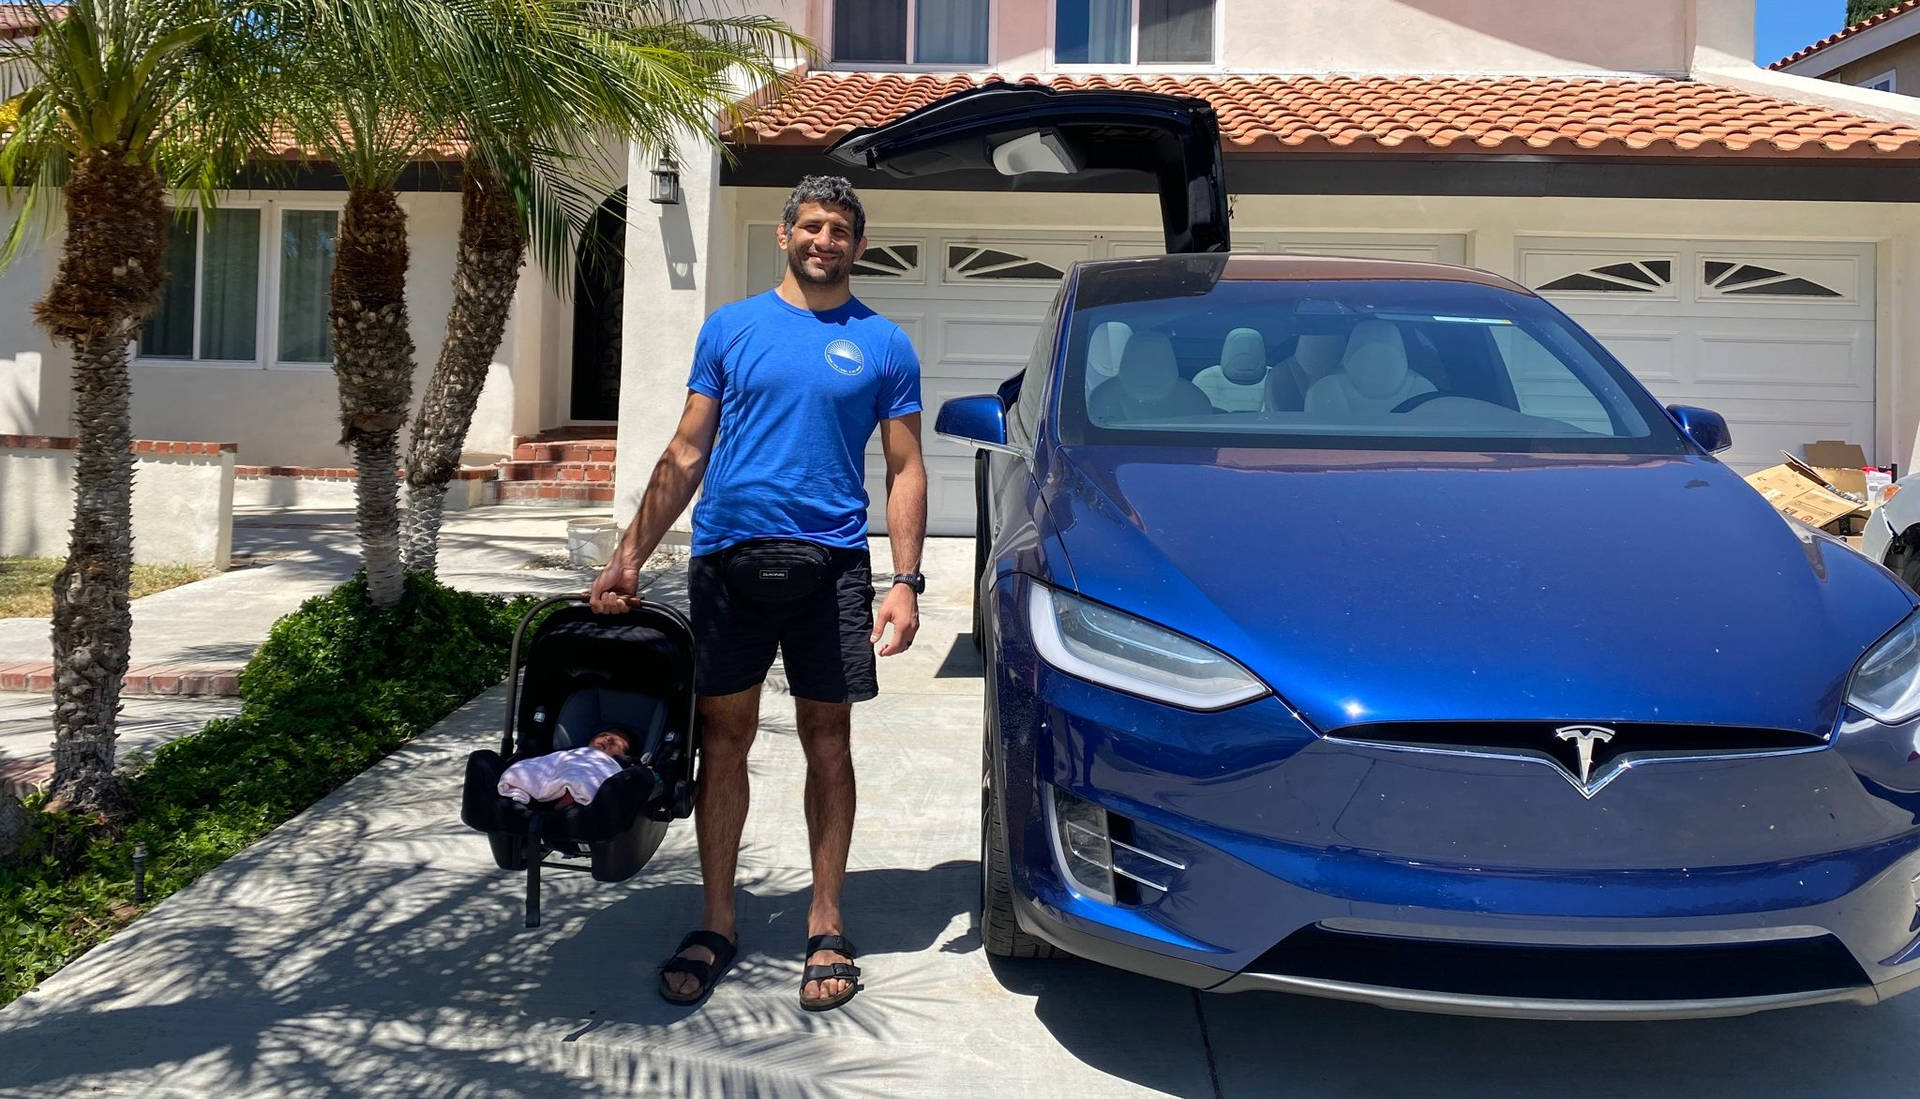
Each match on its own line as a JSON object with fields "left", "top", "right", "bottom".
{"left": 1048, "top": 0, "right": 1224, "bottom": 71}
{"left": 135, "top": 197, "right": 345, "bottom": 371}
{"left": 1860, "top": 69, "right": 1898, "bottom": 93}
{"left": 823, "top": 0, "right": 997, "bottom": 70}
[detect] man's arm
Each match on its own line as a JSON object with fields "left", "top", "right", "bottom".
{"left": 588, "top": 391, "right": 721, "bottom": 612}
{"left": 872, "top": 412, "right": 926, "bottom": 655}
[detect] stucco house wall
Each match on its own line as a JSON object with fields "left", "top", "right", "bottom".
{"left": 1823, "top": 37, "right": 1920, "bottom": 92}
{"left": 0, "top": 187, "right": 550, "bottom": 468}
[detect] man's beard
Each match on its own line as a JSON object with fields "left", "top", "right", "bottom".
{"left": 788, "top": 247, "right": 853, "bottom": 287}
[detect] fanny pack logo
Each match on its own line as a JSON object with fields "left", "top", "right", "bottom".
{"left": 824, "top": 339, "right": 865, "bottom": 376}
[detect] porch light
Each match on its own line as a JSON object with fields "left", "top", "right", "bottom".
{"left": 648, "top": 155, "right": 682, "bottom": 205}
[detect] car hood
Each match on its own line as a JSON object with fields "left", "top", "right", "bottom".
{"left": 1040, "top": 446, "right": 1915, "bottom": 735}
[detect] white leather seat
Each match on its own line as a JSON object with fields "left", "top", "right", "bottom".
{"left": 1086, "top": 320, "right": 1132, "bottom": 388}
{"left": 1088, "top": 331, "right": 1215, "bottom": 424}
{"left": 1302, "top": 321, "right": 1435, "bottom": 418}
{"left": 1191, "top": 328, "right": 1268, "bottom": 412}
{"left": 1265, "top": 332, "right": 1349, "bottom": 412}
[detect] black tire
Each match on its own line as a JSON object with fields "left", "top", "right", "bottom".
{"left": 971, "top": 450, "right": 989, "bottom": 652}
{"left": 981, "top": 703, "right": 1057, "bottom": 958}
{"left": 1886, "top": 526, "right": 1920, "bottom": 593}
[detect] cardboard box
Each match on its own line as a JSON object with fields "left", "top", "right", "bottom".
{"left": 1803, "top": 440, "right": 1871, "bottom": 500}
{"left": 1744, "top": 462, "right": 1867, "bottom": 531}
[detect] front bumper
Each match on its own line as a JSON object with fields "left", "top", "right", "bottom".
{"left": 989, "top": 580, "right": 1920, "bottom": 1020}
{"left": 1009, "top": 881, "right": 1920, "bottom": 1019}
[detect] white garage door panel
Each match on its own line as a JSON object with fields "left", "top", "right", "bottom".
{"left": 857, "top": 279, "right": 1056, "bottom": 534}
{"left": 1526, "top": 238, "right": 1877, "bottom": 474}
{"left": 1569, "top": 324, "right": 1685, "bottom": 386}
{"left": 863, "top": 465, "right": 978, "bottom": 536}
{"left": 1691, "top": 327, "right": 1873, "bottom": 399}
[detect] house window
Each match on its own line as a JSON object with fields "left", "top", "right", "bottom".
{"left": 833, "top": 0, "right": 989, "bottom": 66}
{"left": 945, "top": 243, "right": 1069, "bottom": 281}
{"left": 142, "top": 209, "right": 260, "bottom": 360}
{"left": 140, "top": 204, "right": 338, "bottom": 366}
{"left": 853, "top": 243, "right": 922, "bottom": 279}
{"left": 1537, "top": 260, "right": 1673, "bottom": 295}
{"left": 1702, "top": 260, "right": 1842, "bottom": 299}
{"left": 277, "top": 210, "right": 338, "bottom": 363}
{"left": 1861, "top": 70, "right": 1897, "bottom": 93}
{"left": 1056, "top": 0, "right": 1214, "bottom": 65}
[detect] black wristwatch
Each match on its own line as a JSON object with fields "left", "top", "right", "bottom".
{"left": 892, "top": 571, "right": 926, "bottom": 594}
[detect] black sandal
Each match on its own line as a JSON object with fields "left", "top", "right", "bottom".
{"left": 657, "top": 929, "right": 738, "bottom": 1007}
{"left": 800, "top": 933, "right": 862, "bottom": 1012}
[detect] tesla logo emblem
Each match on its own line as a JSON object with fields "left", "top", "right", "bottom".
{"left": 1556, "top": 725, "right": 1615, "bottom": 788}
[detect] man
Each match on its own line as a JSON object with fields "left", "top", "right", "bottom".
{"left": 588, "top": 176, "right": 926, "bottom": 1013}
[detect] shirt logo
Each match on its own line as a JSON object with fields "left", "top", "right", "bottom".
{"left": 824, "top": 339, "right": 865, "bottom": 376}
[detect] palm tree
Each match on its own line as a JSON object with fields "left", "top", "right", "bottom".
{"left": 0, "top": 0, "right": 280, "bottom": 818}
{"left": 275, "top": 0, "right": 470, "bottom": 607}
{"left": 399, "top": 2, "right": 803, "bottom": 573}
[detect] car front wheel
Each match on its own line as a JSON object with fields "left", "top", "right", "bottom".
{"left": 981, "top": 699, "right": 1056, "bottom": 959}
{"left": 1886, "top": 525, "right": 1920, "bottom": 592}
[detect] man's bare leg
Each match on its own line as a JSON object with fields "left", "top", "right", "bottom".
{"left": 795, "top": 697, "right": 857, "bottom": 1005}
{"left": 663, "top": 684, "right": 760, "bottom": 999}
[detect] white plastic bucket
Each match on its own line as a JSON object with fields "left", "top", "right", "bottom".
{"left": 566, "top": 519, "right": 621, "bottom": 568}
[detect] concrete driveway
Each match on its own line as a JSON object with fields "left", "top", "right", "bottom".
{"left": 1, "top": 538, "right": 1917, "bottom": 1097}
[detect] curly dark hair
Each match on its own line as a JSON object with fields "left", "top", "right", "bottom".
{"left": 781, "top": 175, "right": 866, "bottom": 240}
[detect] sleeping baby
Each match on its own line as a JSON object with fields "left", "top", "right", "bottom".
{"left": 498, "top": 728, "right": 631, "bottom": 809}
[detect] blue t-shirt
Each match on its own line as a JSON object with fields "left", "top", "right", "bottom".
{"left": 687, "top": 290, "right": 921, "bottom": 555}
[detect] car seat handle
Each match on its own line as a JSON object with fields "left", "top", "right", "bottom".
{"left": 501, "top": 594, "right": 590, "bottom": 756}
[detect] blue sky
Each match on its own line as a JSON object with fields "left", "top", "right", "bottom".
{"left": 1756, "top": 0, "right": 1851, "bottom": 65}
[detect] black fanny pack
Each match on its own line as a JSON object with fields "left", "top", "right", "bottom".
{"left": 724, "top": 539, "right": 833, "bottom": 603}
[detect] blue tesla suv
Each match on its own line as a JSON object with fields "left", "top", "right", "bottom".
{"left": 834, "top": 84, "right": 1920, "bottom": 1018}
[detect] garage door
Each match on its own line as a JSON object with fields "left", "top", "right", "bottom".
{"left": 1520, "top": 239, "right": 1876, "bottom": 473}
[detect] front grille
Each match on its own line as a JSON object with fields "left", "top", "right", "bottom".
{"left": 1335, "top": 722, "right": 1826, "bottom": 779}
{"left": 1250, "top": 926, "right": 1868, "bottom": 1001}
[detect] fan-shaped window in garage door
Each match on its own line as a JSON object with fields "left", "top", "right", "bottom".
{"left": 1536, "top": 260, "right": 1672, "bottom": 294}
{"left": 1701, "top": 260, "right": 1843, "bottom": 299}
{"left": 944, "top": 244, "right": 1069, "bottom": 283}
{"left": 853, "top": 243, "right": 921, "bottom": 280}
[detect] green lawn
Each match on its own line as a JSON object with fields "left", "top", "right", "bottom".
{"left": 0, "top": 558, "right": 213, "bottom": 619}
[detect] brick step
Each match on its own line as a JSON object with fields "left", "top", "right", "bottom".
{"left": 510, "top": 440, "right": 617, "bottom": 463}
{"left": 497, "top": 459, "right": 615, "bottom": 483}
{"left": 496, "top": 480, "right": 615, "bottom": 505}
{"left": 0, "top": 661, "right": 242, "bottom": 697}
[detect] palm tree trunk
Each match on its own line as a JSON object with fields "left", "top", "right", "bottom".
{"left": 403, "top": 163, "right": 526, "bottom": 574}
{"left": 48, "top": 331, "right": 136, "bottom": 817}
{"left": 31, "top": 150, "right": 167, "bottom": 821}
{"left": 331, "top": 185, "right": 415, "bottom": 607}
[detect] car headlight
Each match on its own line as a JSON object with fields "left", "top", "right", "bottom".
{"left": 1028, "top": 584, "right": 1267, "bottom": 711}
{"left": 1848, "top": 613, "right": 1920, "bottom": 724}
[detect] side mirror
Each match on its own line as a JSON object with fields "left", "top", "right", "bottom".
{"left": 1667, "top": 404, "right": 1731, "bottom": 454}
{"left": 936, "top": 394, "right": 1028, "bottom": 459}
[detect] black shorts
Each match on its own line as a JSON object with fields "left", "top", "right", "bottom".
{"left": 688, "top": 544, "right": 878, "bottom": 704}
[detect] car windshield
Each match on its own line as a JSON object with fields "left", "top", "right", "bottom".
{"left": 1056, "top": 271, "right": 1688, "bottom": 455}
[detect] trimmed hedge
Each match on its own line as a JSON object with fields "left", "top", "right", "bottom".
{"left": 0, "top": 574, "right": 542, "bottom": 1006}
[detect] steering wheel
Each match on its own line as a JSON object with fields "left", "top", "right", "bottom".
{"left": 1389, "top": 390, "right": 1454, "bottom": 414}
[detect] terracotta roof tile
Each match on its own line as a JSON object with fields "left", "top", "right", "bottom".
{"left": 732, "top": 72, "right": 1920, "bottom": 160}
{"left": 0, "top": 5, "right": 61, "bottom": 40}
{"left": 1772, "top": 0, "right": 1920, "bottom": 70}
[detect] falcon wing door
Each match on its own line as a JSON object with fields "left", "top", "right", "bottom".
{"left": 826, "top": 84, "right": 1229, "bottom": 254}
